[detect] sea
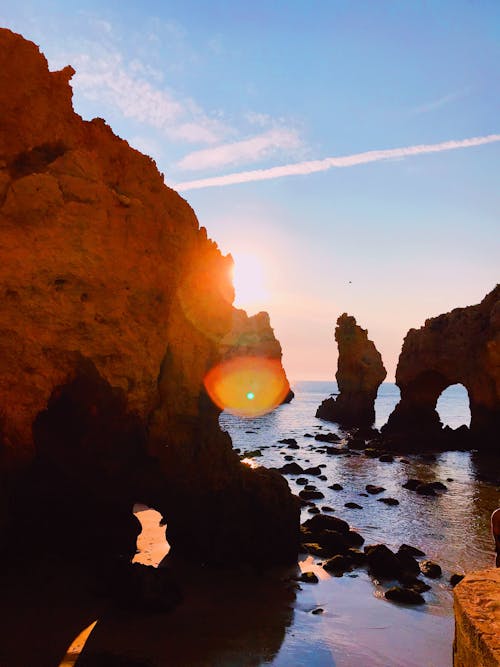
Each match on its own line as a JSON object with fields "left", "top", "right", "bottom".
{"left": 218, "top": 381, "right": 499, "bottom": 667}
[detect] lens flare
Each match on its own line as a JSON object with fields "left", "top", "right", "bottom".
{"left": 204, "top": 356, "right": 289, "bottom": 418}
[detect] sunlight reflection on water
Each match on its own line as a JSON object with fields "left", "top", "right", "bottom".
{"left": 220, "top": 382, "right": 498, "bottom": 667}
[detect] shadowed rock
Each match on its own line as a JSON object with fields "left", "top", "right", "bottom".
{"left": 316, "top": 314, "right": 386, "bottom": 427}
{"left": 0, "top": 28, "right": 299, "bottom": 567}
{"left": 383, "top": 285, "right": 499, "bottom": 451}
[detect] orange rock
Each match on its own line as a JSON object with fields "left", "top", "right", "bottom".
{"left": 0, "top": 29, "right": 298, "bottom": 565}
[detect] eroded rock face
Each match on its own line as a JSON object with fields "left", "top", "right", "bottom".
{"left": 0, "top": 29, "right": 299, "bottom": 565}
{"left": 316, "top": 314, "right": 386, "bottom": 426}
{"left": 220, "top": 309, "right": 294, "bottom": 403}
{"left": 383, "top": 286, "right": 499, "bottom": 450}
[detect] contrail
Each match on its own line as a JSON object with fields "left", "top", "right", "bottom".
{"left": 173, "top": 133, "right": 500, "bottom": 191}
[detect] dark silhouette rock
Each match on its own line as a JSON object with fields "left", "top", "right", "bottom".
{"left": 450, "top": 573, "right": 465, "bottom": 587}
{"left": 365, "top": 544, "right": 402, "bottom": 580}
{"left": 382, "top": 286, "right": 499, "bottom": 451}
{"left": 316, "top": 314, "right": 387, "bottom": 427}
{"left": 377, "top": 498, "right": 399, "bottom": 506}
{"left": 420, "top": 560, "right": 442, "bottom": 578}
{"left": 385, "top": 586, "right": 425, "bottom": 605}
{"left": 0, "top": 29, "right": 299, "bottom": 567}
{"left": 366, "top": 484, "right": 385, "bottom": 494}
{"left": 280, "top": 463, "right": 304, "bottom": 475}
{"left": 299, "top": 571, "right": 319, "bottom": 584}
{"left": 398, "top": 543, "right": 425, "bottom": 558}
{"left": 329, "top": 483, "right": 344, "bottom": 491}
{"left": 302, "top": 514, "right": 350, "bottom": 536}
{"left": 314, "top": 432, "right": 340, "bottom": 443}
{"left": 345, "top": 502, "right": 362, "bottom": 509}
{"left": 323, "top": 554, "right": 352, "bottom": 575}
{"left": 299, "top": 489, "right": 324, "bottom": 501}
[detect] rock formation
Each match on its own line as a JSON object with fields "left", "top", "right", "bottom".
{"left": 316, "top": 314, "right": 386, "bottom": 426}
{"left": 220, "top": 309, "right": 294, "bottom": 403}
{"left": 383, "top": 286, "right": 499, "bottom": 450}
{"left": 0, "top": 29, "right": 299, "bottom": 565}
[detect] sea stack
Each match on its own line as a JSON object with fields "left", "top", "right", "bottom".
{"left": 383, "top": 285, "right": 500, "bottom": 450}
{"left": 0, "top": 29, "right": 299, "bottom": 566}
{"left": 316, "top": 314, "right": 386, "bottom": 427}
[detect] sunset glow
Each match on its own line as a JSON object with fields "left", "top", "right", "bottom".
{"left": 231, "top": 251, "right": 269, "bottom": 313}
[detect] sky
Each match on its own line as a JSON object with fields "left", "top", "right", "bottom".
{"left": 2, "top": 1, "right": 499, "bottom": 381}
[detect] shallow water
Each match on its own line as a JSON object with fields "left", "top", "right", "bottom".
{"left": 220, "top": 382, "right": 499, "bottom": 667}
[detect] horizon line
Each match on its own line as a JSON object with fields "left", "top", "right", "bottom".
{"left": 173, "top": 133, "right": 500, "bottom": 191}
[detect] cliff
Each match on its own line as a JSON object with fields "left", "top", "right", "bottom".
{"left": 453, "top": 569, "right": 500, "bottom": 666}
{"left": 0, "top": 28, "right": 299, "bottom": 565}
{"left": 316, "top": 313, "right": 386, "bottom": 427}
{"left": 383, "top": 286, "right": 499, "bottom": 450}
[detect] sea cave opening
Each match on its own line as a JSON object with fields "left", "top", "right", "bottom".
{"left": 132, "top": 503, "right": 170, "bottom": 567}
{"left": 436, "top": 383, "right": 471, "bottom": 429}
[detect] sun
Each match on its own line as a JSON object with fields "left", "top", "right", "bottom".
{"left": 231, "top": 251, "right": 269, "bottom": 312}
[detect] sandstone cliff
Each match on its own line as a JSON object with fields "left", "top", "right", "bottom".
{"left": 383, "top": 285, "right": 499, "bottom": 450}
{"left": 0, "top": 29, "right": 298, "bottom": 564}
{"left": 316, "top": 314, "right": 386, "bottom": 427}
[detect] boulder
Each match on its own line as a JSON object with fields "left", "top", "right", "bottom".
{"left": 420, "top": 560, "right": 442, "bottom": 578}
{"left": 385, "top": 586, "right": 425, "bottom": 605}
{"left": 365, "top": 544, "right": 402, "bottom": 580}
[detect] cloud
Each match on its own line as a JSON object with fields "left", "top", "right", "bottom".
{"left": 411, "top": 89, "right": 470, "bottom": 115}
{"left": 67, "top": 48, "right": 230, "bottom": 144}
{"left": 173, "top": 134, "right": 500, "bottom": 191}
{"left": 176, "top": 127, "right": 303, "bottom": 170}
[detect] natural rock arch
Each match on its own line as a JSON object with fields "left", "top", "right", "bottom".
{"left": 383, "top": 286, "right": 499, "bottom": 450}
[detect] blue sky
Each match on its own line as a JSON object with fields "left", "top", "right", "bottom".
{"left": 2, "top": 1, "right": 499, "bottom": 380}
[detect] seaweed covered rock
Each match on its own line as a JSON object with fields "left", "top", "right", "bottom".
{"left": 0, "top": 29, "right": 299, "bottom": 565}
{"left": 316, "top": 314, "right": 386, "bottom": 427}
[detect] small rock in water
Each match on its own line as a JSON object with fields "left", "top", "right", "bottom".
{"left": 358, "top": 493, "right": 369, "bottom": 497}
{"left": 296, "top": 477, "right": 309, "bottom": 485}
{"left": 450, "top": 573, "right": 464, "bottom": 587}
{"left": 278, "top": 438, "right": 297, "bottom": 445}
{"left": 284, "top": 455, "right": 294, "bottom": 461}
{"left": 315, "top": 432, "right": 341, "bottom": 443}
{"left": 420, "top": 560, "right": 442, "bottom": 578}
{"left": 366, "top": 484, "right": 386, "bottom": 494}
{"left": 385, "top": 586, "right": 425, "bottom": 605}
{"left": 321, "top": 506, "right": 334, "bottom": 512}
{"left": 379, "top": 454, "right": 394, "bottom": 463}
{"left": 329, "top": 483, "right": 343, "bottom": 491}
{"left": 308, "top": 506, "right": 320, "bottom": 514}
{"left": 345, "top": 502, "right": 362, "bottom": 509}
{"left": 311, "top": 607, "right": 324, "bottom": 614}
{"left": 319, "top": 474, "right": 328, "bottom": 481}
{"left": 304, "top": 484, "right": 317, "bottom": 491}
{"left": 288, "top": 442, "right": 300, "bottom": 450}
{"left": 300, "top": 571, "right": 319, "bottom": 584}
{"left": 303, "top": 466, "right": 322, "bottom": 476}
{"left": 241, "top": 449, "right": 262, "bottom": 458}
{"left": 304, "top": 433, "right": 314, "bottom": 438}
{"left": 280, "top": 462, "right": 304, "bottom": 475}
{"left": 323, "top": 554, "right": 352, "bottom": 575}
{"left": 377, "top": 497, "right": 399, "bottom": 506}
{"left": 300, "top": 489, "right": 324, "bottom": 500}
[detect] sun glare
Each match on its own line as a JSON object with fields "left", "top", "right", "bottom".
{"left": 231, "top": 251, "right": 269, "bottom": 312}
{"left": 204, "top": 356, "right": 289, "bottom": 418}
